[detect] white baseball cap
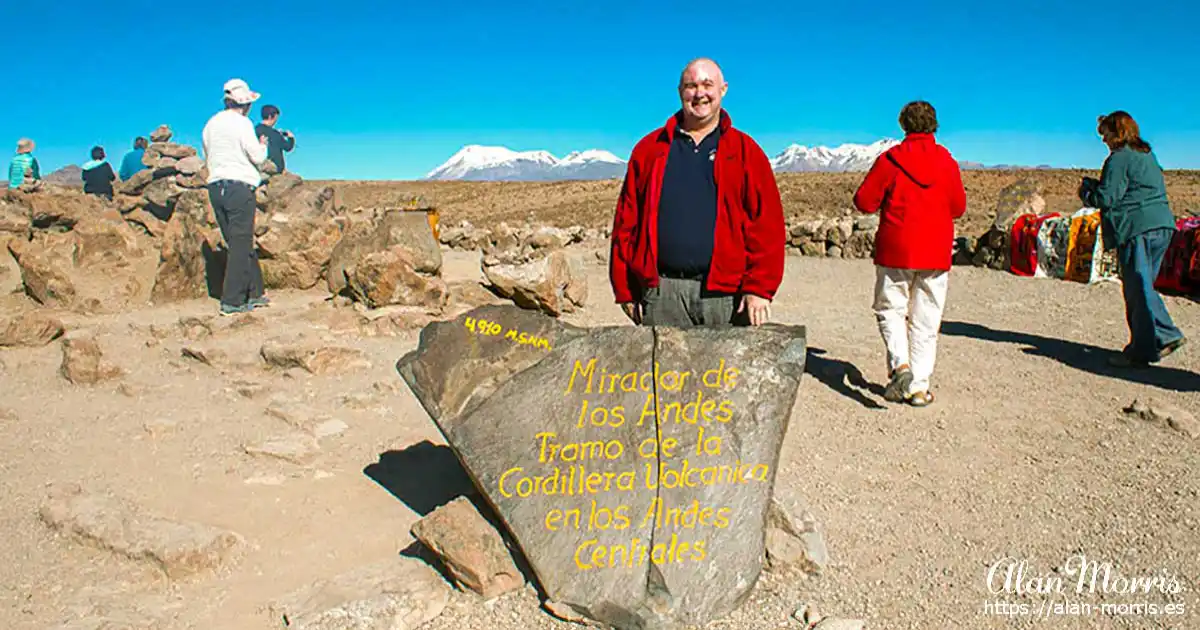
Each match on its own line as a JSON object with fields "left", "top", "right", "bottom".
{"left": 223, "top": 78, "right": 260, "bottom": 105}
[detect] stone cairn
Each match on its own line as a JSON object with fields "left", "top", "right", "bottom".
{"left": 116, "top": 124, "right": 208, "bottom": 220}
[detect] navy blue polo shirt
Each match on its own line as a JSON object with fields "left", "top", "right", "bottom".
{"left": 657, "top": 125, "right": 720, "bottom": 276}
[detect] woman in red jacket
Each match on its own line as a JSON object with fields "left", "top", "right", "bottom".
{"left": 853, "top": 101, "right": 967, "bottom": 407}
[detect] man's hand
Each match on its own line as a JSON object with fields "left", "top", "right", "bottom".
{"left": 738, "top": 294, "right": 771, "bottom": 326}
{"left": 620, "top": 302, "right": 642, "bottom": 325}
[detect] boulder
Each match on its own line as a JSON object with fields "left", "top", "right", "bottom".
{"left": 24, "top": 189, "right": 109, "bottom": 230}
{"left": 411, "top": 497, "right": 525, "bottom": 598}
{"left": 396, "top": 305, "right": 808, "bottom": 630}
{"left": 0, "top": 237, "right": 21, "bottom": 295}
{"left": 9, "top": 217, "right": 158, "bottom": 314}
{"left": 60, "top": 337, "right": 124, "bottom": 384}
{"left": 993, "top": 178, "right": 1044, "bottom": 232}
{"left": 151, "top": 208, "right": 220, "bottom": 303}
{"left": 258, "top": 213, "right": 345, "bottom": 291}
{"left": 327, "top": 210, "right": 442, "bottom": 296}
{"left": 265, "top": 172, "right": 303, "bottom": 201}
{"left": 0, "top": 197, "right": 31, "bottom": 236}
{"left": 0, "top": 311, "right": 65, "bottom": 347}
{"left": 345, "top": 246, "right": 449, "bottom": 310}
{"left": 529, "top": 226, "right": 574, "bottom": 250}
{"left": 481, "top": 250, "right": 587, "bottom": 316}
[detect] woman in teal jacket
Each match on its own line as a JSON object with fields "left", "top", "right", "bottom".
{"left": 1079, "top": 111, "right": 1185, "bottom": 367}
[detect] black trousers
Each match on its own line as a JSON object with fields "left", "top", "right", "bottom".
{"left": 207, "top": 180, "right": 263, "bottom": 307}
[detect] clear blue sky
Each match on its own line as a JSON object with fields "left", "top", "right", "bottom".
{"left": 7, "top": 1, "right": 1199, "bottom": 180}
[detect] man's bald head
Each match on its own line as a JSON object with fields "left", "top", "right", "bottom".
{"left": 677, "top": 57, "right": 728, "bottom": 130}
{"left": 679, "top": 58, "right": 726, "bottom": 88}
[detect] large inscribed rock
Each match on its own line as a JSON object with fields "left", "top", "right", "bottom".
{"left": 396, "top": 305, "right": 806, "bottom": 630}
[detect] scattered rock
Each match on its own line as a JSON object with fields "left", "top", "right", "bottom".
{"left": 0, "top": 310, "right": 65, "bottom": 347}
{"left": 39, "top": 484, "right": 243, "bottom": 579}
{"left": 411, "top": 497, "right": 525, "bottom": 599}
{"left": 265, "top": 399, "right": 334, "bottom": 435}
{"left": 243, "top": 434, "right": 321, "bottom": 465}
{"left": 765, "top": 492, "right": 829, "bottom": 575}
{"left": 481, "top": 250, "right": 587, "bottom": 316}
{"left": 267, "top": 558, "right": 450, "bottom": 630}
{"left": 60, "top": 337, "right": 124, "bottom": 385}
{"left": 543, "top": 599, "right": 604, "bottom": 626}
{"left": 181, "top": 345, "right": 227, "bottom": 368}
{"left": 345, "top": 246, "right": 450, "bottom": 310}
{"left": 1124, "top": 399, "right": 1199, "bottom": 439}
{"left": 260, "top": 339, "right": 370, "bottom": 375}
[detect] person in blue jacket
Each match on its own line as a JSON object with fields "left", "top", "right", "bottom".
{"left": 119, "top": 137, "right": 149, "bottom": 181}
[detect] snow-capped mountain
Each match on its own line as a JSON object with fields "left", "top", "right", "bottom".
{"left": 424, "top": 140, "right": 1002, "bottom": 181}
{"left": 770, "top": 139, "right": 899, "bottom": 173}
{"left": 424, "top": 145, "right": 625, "bottom": 181}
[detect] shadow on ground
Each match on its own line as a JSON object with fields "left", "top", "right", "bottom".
{"left": 942, "top": 320, "right": 1200, "bottom": 393}
{"left": 363, "top": 440, "right": 544, "bottom": 594}
{"left": 805, "top": 347, "right": 887, "bottom": 410}
{"left": 363, "top": 440, "right": 479, "bottom": 517}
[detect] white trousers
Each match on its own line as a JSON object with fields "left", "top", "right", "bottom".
{"left": 872, "top": 266, "right": 949, "bottom": 394}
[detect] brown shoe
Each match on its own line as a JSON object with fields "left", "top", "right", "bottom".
{"left": 1159, "top": 336, "right": 1187, "bottom": 361}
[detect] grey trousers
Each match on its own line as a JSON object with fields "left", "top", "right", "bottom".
{"left": 641, "top": 276, "right": 748, "bottom": 327}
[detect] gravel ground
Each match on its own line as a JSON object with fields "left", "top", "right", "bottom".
{"left": 1, "top": 248, "right": 1197, "bottom": 629}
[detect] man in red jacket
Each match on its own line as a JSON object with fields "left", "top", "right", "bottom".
{"left": 853, "top": 101, "right": 967, "bottom": 407}
{"left": 609, "top": 58, "right": 786, "bottom": 328}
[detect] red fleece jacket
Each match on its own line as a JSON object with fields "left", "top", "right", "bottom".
{"left": 853, "top": 133, "right": 967, "bottom": 271}
{"left": 609, "top": 110, "right": 786, "bottom": 303}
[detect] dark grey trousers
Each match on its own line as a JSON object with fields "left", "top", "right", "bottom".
{"left": 641, "top": 276, "right": 748, "bottom": 327}
{"left": 207, "top": 180, "right": 264, "bottom": 308}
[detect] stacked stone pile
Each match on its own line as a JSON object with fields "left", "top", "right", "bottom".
{"left": 786, "top": 212, "right": 878, "bottom": 259}
{"left": 439, "top": 219, "right": 605, "bottom": 252}
{"left": 0, "top": 123, "right": 453, "bottom": 325}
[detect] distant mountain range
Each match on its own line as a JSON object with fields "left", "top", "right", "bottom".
{"left": 425, "top": 145, "right": 627, "bottom": 181}
{"left": 44, "top": 165, "right": 83, "bottom": 187}
{"left": 424, "top": 140, "right": 1048, "bottom": 181}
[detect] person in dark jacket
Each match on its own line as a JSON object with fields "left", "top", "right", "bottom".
{"left": 854, "top": 101, "right": 967, "bottom": 407}
{"left": 119, "top": 137, "right": 149, "bottom": 181}
{"left": 255, "top": 104, "right": 296, "bottom": 172}
{"left": 81, "top": 146, "right": 116, "bottom": 200}
{"left": 1079, "top": 111, "right": 1185, "bottom": 367}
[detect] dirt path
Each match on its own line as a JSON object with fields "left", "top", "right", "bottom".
{"left": 1, "top": 248, "right": 1197, "bottom": 629}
